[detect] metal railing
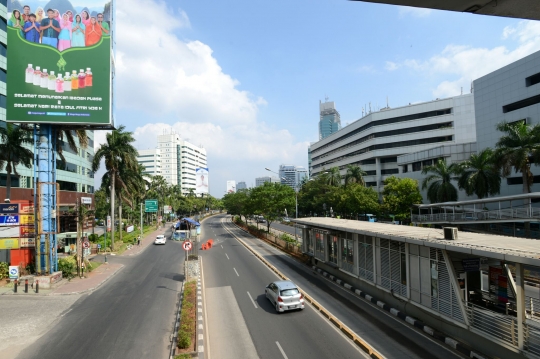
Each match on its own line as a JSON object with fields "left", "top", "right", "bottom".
{"left": 465, "top": 302, "right": 518, "bottom": 347}
{"left": 412, "top": 207, "right": 540, "bottom": 223}
{"left": 526, "top": 321, "right": 540, "bottom": 357}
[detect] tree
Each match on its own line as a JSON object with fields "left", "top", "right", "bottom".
{"left": 92, "top": 126, "right": 138, "bottom": 250}
{"left": 457, "top": 148, "right": 501, "bottom": 199}
{"left": 55, "top": 128, "right": 88, "bottom": 163}
{"left": 421, "top": 159, "right": 460, "bottom": 203}
{"left": 0, "top": 123, "right": 34, "bottom": 202}
{"left": 222, "top": 189, "right": 252, "bottom": 223}
{"left": 250, "top": 182, "right": 295, "bottom": 232}
{"left": 382, "top": 176, "right": 422, "bottom": 221}
{"left": 494, "top": 120, "right": 540, "bottom": 237}
{"left": 325, "top": 167, "right": 342, "bottom": 187}
{"left": 344, "top": 164, "right": 366, "bottom": 186}
{"left": 343, "top": 184, "right": 380, "bottom": 218}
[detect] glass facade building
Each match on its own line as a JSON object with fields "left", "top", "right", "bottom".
{"left": 319, "top": 101, "right": 341, "bottom": 140}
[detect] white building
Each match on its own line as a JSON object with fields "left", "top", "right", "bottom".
{"left": 309, "top": 94, "right": 476, "bottom": 195}
{"left": 136, "top": 148, "right": 161, "bottom": 178}
{"left": 279, "top": 165, "right": 308, "bottom": 189}
{"left": 255, "top": 176, "right": 280, "bottom": 187}
{"left": 156, "top": 132, "right": 207, "bottom": 195}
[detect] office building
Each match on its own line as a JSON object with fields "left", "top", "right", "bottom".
{"left": 255, "top": 176, "right": 280, "bottom": 187}
{"left": 310, "top": 94, "right": 476, "bottom": 196}
{"left": 157, "top": 132, "right": 207, "bottom": 195}
{"left": 136, "top": 148, "right": 161, "bottom": 177}
{"left": 226, "top": 180, "right": 236, "bottom": 193}
{"left": 279, "top": 165, "right": 308, "bottom": 189}
{"left": 473, "top": 49, "right": 540, "bottom": 197}
{"left": 236, "top": 181, "right": 247, "bottom": 190}
{"left": 319, "top": 100, "right": 341, "bottom": 140}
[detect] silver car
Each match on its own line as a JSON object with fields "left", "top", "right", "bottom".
{"left": 265, "top": 280, "right": 305, "bottom": 313}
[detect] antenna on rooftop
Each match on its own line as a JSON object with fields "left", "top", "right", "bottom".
{"left": 470, "top": 80, "right": 473, "bottom": 93}
{"left": 325, "top": 95, "right": 329, "bottom": 102}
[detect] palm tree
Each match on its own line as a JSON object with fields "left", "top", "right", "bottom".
{"left": 326, "top": 167, "right": 342, "bottom": 187}
{"left": 344, "top": 164, "right": 366, "bottom": 186}
{"left": 92, "top": 126, "right": 138, "bottom": 250}
{"left": 0, "top": 123, "right": 34, "bottom": 202}
{"left": 421, "top": 159, "right": 460, "bottom": 203}
{"left": 457, "top": 148, "right": 501, "bottom": 199}
{"left": 494, "top": 121, "right": 540, "bottom": 237}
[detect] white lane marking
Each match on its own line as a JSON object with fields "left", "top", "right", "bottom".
{"left": 225, "top": 253, "right": 230, "bottom": 260}
{"left": 201, "top": 256, "right": 211, "bottom": 359}
{"left": 234, "top": 268, "right": 239, "bottom": 277}
{"left": 276, "top": 342, "right": 288, "bottom": 359}
{"left": 221, "top": 245, "right": 223, "bottom": 249}
{"left": 247, "top": 291, "right": 258, "bottom": 309}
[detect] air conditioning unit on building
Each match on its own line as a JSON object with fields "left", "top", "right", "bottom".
{"left": 443, "top": 227, "right": 458, "bottom": 240}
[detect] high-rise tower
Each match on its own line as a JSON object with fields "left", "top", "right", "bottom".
{"left": 319, "top": 100, "right": 341, "bottom": 140}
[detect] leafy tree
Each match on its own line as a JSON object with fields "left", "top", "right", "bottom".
{"left": 421, "top": 159, "right": 460, "bottom": 203}
{"left": 222, "top": 189, "right": 252, "bottom": 223}
{"left": 55, "top": 128, "right": 88, "bottom": 163}
{"left": 382, "top": 176, "right": 422, "bottom": 221}
{"left": 344, "top": 164, "right": 366, "bottom": 186}
{"left": 457, "top": 148, "right": 501, "bottom": 199}
{"left": 250, "top": 182, "right": 295, "bottom": 232}
{"left": 0, "top": 123, "right": 33, "bottom": 202}
{"left": 342, "top": 183, "right": 380, "bottom": 218}
{"left": 92, "top": 126, "right": 138, "bottom": 250}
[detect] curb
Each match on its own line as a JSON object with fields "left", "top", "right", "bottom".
{"left": 51, "top": 264, "right": 125, "bottom": 296}
{"left": 221, "top": 220, "right": 385, "bottom": 359}
{"left": 311, "top": 266, "right": 490, "bottom": 359}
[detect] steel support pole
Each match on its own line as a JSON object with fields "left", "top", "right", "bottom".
{"left": 515, "top": 263, "right": 525, "bottom": 350}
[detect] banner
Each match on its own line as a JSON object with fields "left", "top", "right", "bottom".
{"left": 195, "top": 168, "right": 209, "bottom": 194}
{"left": 20, "top": 237, "right": 36, "bottom": 248}
{"left": 0, "top": 238, "right": 19, "bottom": 249}
{"left": 226, "top": 181, "right": 236, "bottom": 194}
{"left": 0, "top": 204, "right": 19, "bottom": 214}
{"left": 6, "top": 1, "right": 113, "bottom": 126}
{"left": 126, "top": 225, "right": 134, "bottom": 233}
{"left": 0, "top": 215, "right": 19, "bottom": 226}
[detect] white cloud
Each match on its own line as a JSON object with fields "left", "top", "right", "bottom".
{"left": 387, "top": 20, "right": 540, "bottom": 98}
{"left": 385, "top": 61, "right": 400, "bottom": 71}
{"left": 398, "top": 6, "right": 432, "bottom": 18}
{"left": 93, "top": 0, "right": 307, "bottom": 196}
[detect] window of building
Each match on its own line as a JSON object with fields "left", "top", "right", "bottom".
{"left": 361, "top": 159, "right": 376, "bottom": 165}
{"left": 0, "top": 18, "right": 6, "bottom": 32}
{"left": 0, "top": 95, "right": 6, "bottom": 109}
{"left": 358, "top": 235, "right": 374, "bottom": 282}
{"left": 340, "top": 232, "right": 354, "bottom": 273}
{"left": 328, "top": 234, "right": 338, "bottom": 265}
{"left": 402, "top": 165, "right": 408, "bottom": 173}
{"left": 526, "top": 72, "right": 540, "bottom": 87}
{"left": 58, "top": 180, "right": 77, "bottom": 191}
{"left": 412, "top": 162, "right": 422, "bottom": 172}
{"left": 378, "top": 238, "right": 407, "bottom": 296}
{"left": 365, "top": 181, "right": 377, "bottom": 187}
{"left": 56, "top": 160, "right": 77, "bottom": 173}
{"left": 507, "top": 175, "right": 540, "bottom": 185}
{"left": 0, "top": 174, "right": 20, "bottom": 187}
{"left": 0, "top": 43, "right": 6, "bottom": 57}
{"left": 381, "top": 168, "right": 399, "bottom": 175}
{"left": 380, "top": 157, "right": 397, "bottom": 164}
{"left": 314, "top": 230, "right": 325, "bottom": 261}
{"left": 503, "top": 94, "right": 540, "bottom": 113}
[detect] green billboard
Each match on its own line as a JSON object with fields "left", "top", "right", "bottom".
{"left": 6, "top": 2, "right": 113, "bottom": 127}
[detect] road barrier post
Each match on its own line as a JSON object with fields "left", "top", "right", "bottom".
{"left": 25, "top": 279, "right": 28, "bottom": 293}
{"left": 36, "top": 280, "right": 39, "bottom": 293}
{"left": 14, "top": 280, "right": 17, "bottom": 293}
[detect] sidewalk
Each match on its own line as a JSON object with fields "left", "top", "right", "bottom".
{"left": 0, "top": 226, "right": 168, "bottom": 297}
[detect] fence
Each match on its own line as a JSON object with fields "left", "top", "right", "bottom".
{"left": 412, "top": 207, "right": 540, "bottom": 224}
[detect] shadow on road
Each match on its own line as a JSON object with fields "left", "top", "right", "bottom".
{"left": 160, "top": 272, "right": 185, "bottom": 282}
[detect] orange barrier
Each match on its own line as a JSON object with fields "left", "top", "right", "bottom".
{"left": 207, "top": 239, "right": 214, "bottom": 248}
{"left": 202, "top": 243, "right": 208, "bottom": 250}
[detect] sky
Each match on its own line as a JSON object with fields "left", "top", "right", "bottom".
{"left": 94, "top": 0, "right": 540, "bottom": 198}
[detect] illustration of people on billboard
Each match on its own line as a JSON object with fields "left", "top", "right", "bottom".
{"left": 196, "top": 168, "right": 209, "bottom": 194}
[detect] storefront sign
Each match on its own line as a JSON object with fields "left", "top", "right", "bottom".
{"left": 20, "top": 215, "right": 35, "bottom": 225}
{"left": 20, "top": 204, "right": 34, "bottom": 214}
{"left": 20, "top": 226, "right": 35, "bottom": 238}
{"left": 20, "top": 237, "right": 35, "bottom": 248}
{"left": 126, "top": 225, "right": 134, "bottom": 233}
{"left": 81, "top": 197, "right": 92, "bottom": 204}
{"left": 462, "top": 258, "right": 481, "bottom": 272}
{"left": 6, "top": 1, "right": 114, "bottom": 127}
{"left": 0, "top": 204, "right": 19, "bottom": 214}
{"left": 0, "top": 215, "right": 19, "bottom": 226}
{"left": 0, "top": 238, "right": 19, "bottom": 249}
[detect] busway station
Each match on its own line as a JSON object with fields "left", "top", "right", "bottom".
{"left": 294, "top": 217, "right": 540, "bottom": 359}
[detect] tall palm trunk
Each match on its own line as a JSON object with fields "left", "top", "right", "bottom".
{"left": 119, "top": 198, "right": 123, "bottom": 242}
{"left": 111, "top": 172, "right": 115, "bottom": 251}
{"left": 5, "top": 171, "right": 11, "bottom": 202}
{"left": 523, "top": 170, "right": 531, "bottom": 237}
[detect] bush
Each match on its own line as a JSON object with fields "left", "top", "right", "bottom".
{"left": 177, "top": 330, "right": 191, "bottom": 349}
{"left": 58, "top": 256, "right": 77, "bottom": 279}
{"left": 280, "top": 233, "right": 296, "bottom": 243}
{"left": 0, "top": 262, "right": 8, "bottom": 280}
{"left": 88, "top": 234, "right": 99, "bottom": 242}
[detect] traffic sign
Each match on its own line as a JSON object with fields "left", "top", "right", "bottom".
{"left": 82, "top": 241, "right": 90, "bottom": 249}
{"left": 145, "top": 200, "right": 158, "bottom": 213}
{"left": 9, "top": 266, "right": 19, "bottom": 280}
{"left": 97, "top": 244, "right": 101, "bottom": 249}
{"left": 182, "top": 241, "right": 192, "bottom": 251}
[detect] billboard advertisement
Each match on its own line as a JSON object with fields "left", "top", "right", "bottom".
{"left": 195, "top": 168, "right": 209, "bottom": 194}
{"left": 226, "top": 180, "right": 236, "bottom": 194}
{"left": 0, "top": 204, "right": 19, "bottom": 214}
{"left": 6, "top": 1, "right": 113, "bottom": 126}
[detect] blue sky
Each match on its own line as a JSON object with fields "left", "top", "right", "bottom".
{"left": 99, "top": 0, "right": 540, "bottom": 197}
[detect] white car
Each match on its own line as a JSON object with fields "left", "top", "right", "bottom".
{"left": 265, "top": 280, "right": 305, "bottom": 312}
{"left": 154, "top": 235, "right": 166, "bottom": 245}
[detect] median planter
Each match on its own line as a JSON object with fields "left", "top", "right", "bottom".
{"left": 176, "top": 280, "right": 197, "bottom": 356}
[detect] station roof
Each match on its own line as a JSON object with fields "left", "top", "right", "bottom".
{"left": 294, "top": 217, "right": 540, "bottom": 266}
{"left": 351, "top": 0, "right": 540, "bottom": 21}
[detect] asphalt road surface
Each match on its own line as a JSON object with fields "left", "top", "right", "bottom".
{"left": 203, "top": 215, "right": 465, "bottom": 359}
{"left": 16, "top": 227, "right": 183, "bottom": 359}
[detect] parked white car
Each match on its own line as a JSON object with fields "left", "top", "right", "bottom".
{"left": 154, "top": 235, "right": 166, "bottom": 245}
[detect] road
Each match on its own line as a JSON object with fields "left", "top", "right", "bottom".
{"left": 204, "top": 215, "right": 464, "bottom": 359}
{"left": 201, "top": 216, "right": 368, "bottom": 359}
{"left": 16, "top": 227, "right": 183, "bottom": 359}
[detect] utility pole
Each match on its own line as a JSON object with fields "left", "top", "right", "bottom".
{"left": 140, "top": 202, "right": 143, "bottom": 239}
